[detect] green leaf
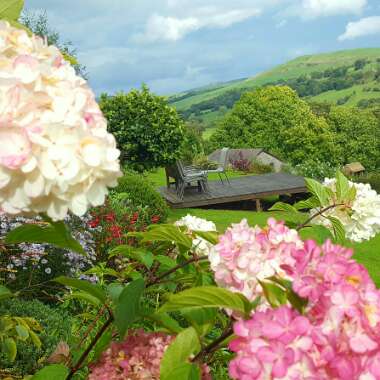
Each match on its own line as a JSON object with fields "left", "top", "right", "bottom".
{"left": 0, "top": 0, "right": 24, "bottom": 21}
{"left": 269, "top": 202, "right": 298, "bottom": 213}
{"left": 259, "top": 281, "right": 287, "bottom": 308}
{"left": 160, "top": 327, "right": 200, "bottom": 380}
{"left": 3, "top": 337, "right": 17, "bottom": 361}
{"left": 110, "top": 246, "right": 154, "bottom": 268}
{"left": 181, "top": 308, "right": 217, "bottom": 336}
{"left": 162, "top": 363, "right": 201, "bottom": 380}
{"left": 192, "top": 231, "right": 219, "bottom": 245}
{"left": 0, "top": 285, "right": 13, "bottom": 301}
{"left": 54, "top": 277, "right": 107, "bottom": 304}
{"left": 299, "top": 225, "right": 334, "bottom": 244}
{"left": 327, "top": 216, "right": 346, "bottom": 244}
{"left": 31, "top": 364, "right": 69, "bottom": 380}
{"left": 107, "top": 283, "right": 124, "bottom": 304}
{"left": 305, "top": 178, "right": 330, "bottom": 206}
{"left": 15, "top": 324, "right": 29, "bottom": 340}
{"left": 29, "top": 330, "right": 41, "bottom": 348}
{"left": 6, "top": 221, "right": 85, "bottom": 255}
{"left": 142, "top": 310, "right": 183, "bottom": 333}
{"left": 335, "top": 171, "right": 350, "bottom": 202}
{"left": 114, "top": 278, "right": 145, "bottom": 338}
{"left": 66, "top": 291, "right": 101, "bottom": 307}
{"left": 293, "top": 196, "right": 320, "bottom": 210}
{"left": 160, "top": 286, "right": 251, "bottom": 316}
{"left": 133, "top": 224, "right": 192, "bottom": 251}
{"left": 155, "top": 255, "right": 177, "bottom": 270}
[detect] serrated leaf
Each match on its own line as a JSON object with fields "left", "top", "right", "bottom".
{"left": 305, "top": 178, "right": 330, "bottom": 206}
{"left": 113, "top": 278, "right": 145, "bottom": 338}
{"left": 327, "top": 216, "right": 346, "bottom": 244}
{"left": 293, "top": 196, "right": 320, "bottom": 210}
{"left": 54, "top": 277, "right": 106, "bottom": 304}
{"left": 162, "top": 363, "right": 201, "bottom": 380}
{"left": 259, "top": 280, "right": 287, "bottom": 308}
{"left": 269, "top": 202, "right": 299, "bottom": 213}
{"left": 0, "top": 0, "right": 24, "bottom": 21}
{"left": 66, "top": 291, "right": 101, "bottom": 307}
{"left": 31, "top": 364, "right": 69, "bottom": 380}
{"left": 181, "top": 308, "right": 217, "bottom": 336}
{"left": 3, "top": 337, "right": 17, "bottom": 361}
{"left": 6, "top": 221, "right": 85, "bottom": 255}
{"left": 132, "top": 224, "right": 192, "bottom": 251}
{"left": 143, "top": 311, "right": 183, "bottom": 333}
{"left": 160, "top": 327, "right": 200, "bottom": 380}
{"left": 299, "top": 224, "right": 334, "bottom": 244}
{"left": 335, "top": 171, "right": 350, "bottom": 202}
{"left": 192, "top": 230, "right": 219, "bottom": 245}
{"left": 110, "top": 245, "right": 153, "bottom": 268}
{"left": 160, "top": 286, "right": 251, "bottom": 316}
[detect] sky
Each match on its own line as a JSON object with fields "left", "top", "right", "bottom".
{"left": 27, "top": 0, "right": 380, "bottom": 96}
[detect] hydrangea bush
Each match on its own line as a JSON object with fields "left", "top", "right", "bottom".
{"left": 2, "top": 14, "right": 380, "bottom": 380}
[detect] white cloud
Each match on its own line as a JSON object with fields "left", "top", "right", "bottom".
{"left": 290, "top": 0, "right": 367, "bottom": 19}
{"left": 339, "top": 16, "right": 380, "bottom": 41}
{"left": 136, "top": 8, "right": 260, "bottom": 42}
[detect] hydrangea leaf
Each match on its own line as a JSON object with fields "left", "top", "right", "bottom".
{"left": 31, "top": 364, "right": 69, "bottom": 380}
{"left": 113, "top": 278, "right": 145, "bottom": 338}
{"left": 160, "top": 327, "right": 201, "bottom": 380}
{"left": 5, "top": 221, "right": 85, "bottom": 255}
{"left": 160, "top": 286, "right": 251, "bottom": 316}
{"left": 0, "top": 0, "right": 24, "bottom": 21}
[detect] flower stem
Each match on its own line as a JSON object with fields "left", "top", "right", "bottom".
{"left": 296, "top": 203, "right": 345, "bottom": 231}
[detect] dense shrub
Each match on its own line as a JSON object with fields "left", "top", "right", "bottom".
{"left": 113, "top": 171, "right": 169, "bottom": 223}
{"left": 292, "top": 159, "right": 338, "bottom": 180}
{"left": 210, "top": 86, "right": 338, "bottom": 166}
{"left": 0, "top": 299, "right": 73, "bottom": 377}
{"left": 181, "top": 121, "right": 205, "bottom": 164}
{"left": 99, "top": 86, "right": 185, "bottom": 171}
{"left": 326, "top": 106, "right": 380, "bottom": 170}
{"left": 352, "top": 172, "right": 380, "bottom": 192}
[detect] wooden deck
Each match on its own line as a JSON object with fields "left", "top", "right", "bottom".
{"left": 158, "top": 173, "right": 307, "bottom": 208}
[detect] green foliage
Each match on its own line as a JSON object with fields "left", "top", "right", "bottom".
{"left": 210, "top": 86, "right": 338, "bottom": 166}
{"left": 19, "top": 10, "right": 87, "bottom": 78}
{"left": 113, "top": 170, "right": 169, "bottom": 222}
{"left": 352, "top": 172, "right": 380, "bottom": 192}
{"left": 193, "top": 155, "right": 218, "bottom": 170}
{"left": 99, "top": 86, "right": 185, "bottom": 171}
{"left": 31, "top": 364, "right": 69, "bottom": 380}
{"left": 5, "top": 220, "right": 85, "bottom": 255}
{"left": 326, "top": 106, "right": 380, "bottom": 170}
{"left": 181, "top": 120, "right": 205, "bottom": 163}
{"left": 292, "top": 158, "right": 338, "bottom": 180}
{"left": 0, "top": 299, "right": 73, "bottom": 377}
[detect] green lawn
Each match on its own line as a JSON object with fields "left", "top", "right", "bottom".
{"left": 167, "top": 207, "right": 380, "bottom": 286}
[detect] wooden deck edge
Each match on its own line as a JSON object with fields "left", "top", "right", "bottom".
{"left": 165, "top": 186, "right": 308, "bottom": 208}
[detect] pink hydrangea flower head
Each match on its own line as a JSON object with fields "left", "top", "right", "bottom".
{"left": 89, "top": 329, "right": 212, "bottom": 380}
{"left": 0, "top": 21, "right": 121, "bottom": 220}
{"left": 209, "top": 218, "right": 302, "bottom": 306}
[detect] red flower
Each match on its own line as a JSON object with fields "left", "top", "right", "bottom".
{"left": 105, "top": 212, "right": 116, "bottom": 222}
{"left": 151, "top": 215, "right": 160, "bottom": 224}
{"left": 89, "top": 218, "right": 100, "bottom": 228}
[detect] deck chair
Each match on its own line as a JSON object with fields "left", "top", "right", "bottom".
{"left": 168, "top": 161, "right": 209, "bottom": 199}
{"left": 205, "top": 147, "right": 230, "bottom": 184}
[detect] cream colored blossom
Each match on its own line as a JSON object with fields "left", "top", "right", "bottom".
{"left": 311, "top": 178, "right": 380, "bottom": 242}
{"left": 0, "top": 21, "right": 121, "bottom": 220}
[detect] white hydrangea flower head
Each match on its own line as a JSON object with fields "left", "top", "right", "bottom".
{"left": 175, "top": 214, "right": 217, "bottom": 256}
{"left": 0, "top": 22, "right": 121, "bottom": 220}
{"left": 312, "top": 178, "right": 380, "bottom": 242}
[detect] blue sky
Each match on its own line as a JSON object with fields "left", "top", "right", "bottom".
{"left": 27, "top": 0, "right": 380, "bottom": 95}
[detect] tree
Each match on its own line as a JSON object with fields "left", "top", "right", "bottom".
{"left": 99, "top": 86, "right": 185, "bottom": 171}
{"left": 326, "top": 106, "right": 380, "bottom": 170}
{"left": 20, "top": 10, "right": 87, "bottom": 78}
{"left": 209, "top": 86, "right": 338, "bottom": 166}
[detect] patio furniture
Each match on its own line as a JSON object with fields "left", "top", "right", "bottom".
{"left": 204, "top": 147, "right": 230, "bottom": 184}
{"left": 165, "top": 161, "right": 209, "bottom": 199}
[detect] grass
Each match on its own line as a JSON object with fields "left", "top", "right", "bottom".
{"left": 167, "top": 207, "right": 380, "bottom": 286}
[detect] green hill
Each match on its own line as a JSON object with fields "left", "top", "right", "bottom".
{"left": 169, "top": 48, "right": 380, "bottom": 128}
